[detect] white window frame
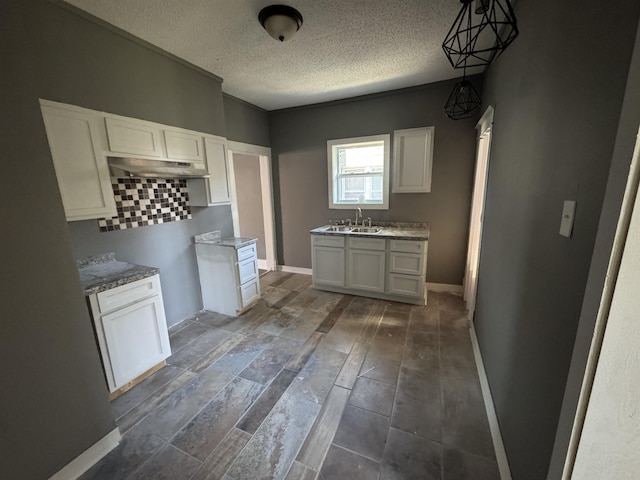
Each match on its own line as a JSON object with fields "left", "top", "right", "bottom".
{"left": 327, "top": 134, "right": 390, "bottom": 210}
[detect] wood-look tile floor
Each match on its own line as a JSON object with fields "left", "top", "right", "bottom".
{"left": 81, "top": 272, "right": 500, "bottom": 480}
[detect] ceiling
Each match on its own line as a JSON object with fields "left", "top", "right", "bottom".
{"left": 63, "top": 0, "right": 478, "bottom": 111}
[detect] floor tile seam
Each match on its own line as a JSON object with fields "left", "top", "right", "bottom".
{"left": 440, "top": 442, "right": 499, "bottom": 463}
{"left": 114, "top": 368, "right": 187, "bottom": 422}
{"left": 387, "top": 419, "right": 443, "bottom": 445}
{"left": 115, "top": 370, "right": 199, "bottom": 434}
{"left": 329, "top": 442, "right": 383, "bottom": 466}
{"left": 170, "top": 325, "right": 223, "bottom": 355}
{"left": 185, "top": 334, "right": 248, "bottom": 373}
{"left": 120, "top": 435, "right": 169, "bottom": 480}
{"left": 163, "top": 373, "right": 242, "bottom": 446}
{"left": 197, "top": 427, "right": 251, "bottom": 480}
{"left": 347, "top": 398, "right": 393, "bottom": 418}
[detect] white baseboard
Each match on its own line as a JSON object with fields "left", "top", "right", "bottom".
{"left": 426, "top": 282, "right": 463, "bottom": 293}
{"left": 49, "top": 428, "right": 121, "bottom": 480}
{"left": 278, "top": 265, "right": 312, "bottom": 275}
{"left": 469, "top": 323, "right": 512, "bottom": 480}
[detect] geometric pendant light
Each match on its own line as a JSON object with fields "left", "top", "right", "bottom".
{"left": 442, "top": 0, "right": 518, "bottom": 68}
{"left": 444, "top": 74, "right": 482, "bottom": 120}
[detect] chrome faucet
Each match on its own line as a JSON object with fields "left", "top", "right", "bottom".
{"left": 355, "top": 207, "right": 362, "bottom": 226}
{"left": 365, "top": 217, "right": 372, "bottom": 228}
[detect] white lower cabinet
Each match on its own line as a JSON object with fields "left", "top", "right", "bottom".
{"left": 312, "top": 236, "right": 345, "bottom": 287}
{"left": 311, "top": 234, "right": 428, "bottom": 305}
{"left": 195, "top": 240, "right": 260, "bottom": 316}
{"left": 88, "top": 274, "right": 171, "bottom": 393}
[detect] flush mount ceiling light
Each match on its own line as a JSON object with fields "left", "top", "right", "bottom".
{"left": 442, "top": 0, "right": 518, "bottom": 68}
{"left": 258, "top": 4, "right": 303, "bottom": 42}
{"left": 444, "top": 75, "right": 482, "bottom": 120}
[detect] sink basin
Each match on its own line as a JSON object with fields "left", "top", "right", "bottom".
{"left": 350, "top": 227, "right": 382, "bottom": 233}
{"left": 323, "top": 226, "right": 351, "bottom": 232}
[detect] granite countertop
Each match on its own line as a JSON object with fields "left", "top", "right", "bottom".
{"left": 194, "top": 230, "right": 257, "bottom": 249}
{"left": 77, "top": 253, "right": 159, "bottom": 296}
{"left": 310, "top": 221, "right": 430, "bottom": 241}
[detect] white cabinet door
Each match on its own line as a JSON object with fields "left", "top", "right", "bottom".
{"left": 389, "top": 252, "right": 425, "bottom": 276}
{"left": 105, "top": 117, "right": 163, "bottom": 157}
{"left": 189, "top": 137, "right": 231, "bottom": 206}
{"left": 347, "top": 249, "right": 386, "bottom": 292}
{"left": 393, "top": 127, "right": 434, "bottom": 193}
{"left": 164, "top": 130, "right": 205, "bottom": 162}
{"left": 100, "top": 294, "right": 170, "bottom": 389}
{"left": 387, "top": 273, "right": 425, "bottom": 297}
{"left": 40, "top": 103, "right": 117, "bottom": 221}
{"left": 205, "top": 137, "right": 231, "bottom": 204}
{"left": 312, "top": 246, "right": 345, "bottom": 287}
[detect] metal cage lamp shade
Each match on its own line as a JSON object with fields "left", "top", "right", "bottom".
{"left": 259, "top": 5, "right": 303, "bottom": 42}
{"left": 442, "top": 0, "right": 518, "bottom": 68}
{"left": 444, "top": 76, "right": 482, "bottom": 120}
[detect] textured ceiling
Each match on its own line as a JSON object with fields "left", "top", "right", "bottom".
{"left": 63, "top": 0, "right": 479, "bottom": 110}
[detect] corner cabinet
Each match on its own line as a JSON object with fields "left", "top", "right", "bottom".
{"left": 392, "top": 127, "right": 434, "bottom": 193}
{"left": 40, "top": 101, "right": 117, "bottom": 221}
{"left": 311, "top": 234, "right": 428, "bottom": 305}
{"left": 188, "top": 136, "right": 232, "bottom": 206}
{"left": 88, "top": 274, "right": 171, "bottom": 393}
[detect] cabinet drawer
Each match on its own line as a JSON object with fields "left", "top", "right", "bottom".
{"left": 387, "top": 273, "right": 425, "bottom": 297}
{"left": 389, "top": 252, "right": 426, "bottom": 276}
{"left": 237, "top": 242, "right": 258, "bottom": 262}
{"left": 97, "top": 275, "right": 161, "bottom": 314}
{"left": 390, "top": 239, "right": 427, "bottom": 254}
{"left": 240, "top": 278, "right": 260, "bottom": 308}
{"left": 238, "top": 257, "right": 258, "bottom": 285}
{"left": 312, "top": 235, "right": 345, "bottom": 248}
{"left": 348, "top": 236, "right": 386, "bottom": 251}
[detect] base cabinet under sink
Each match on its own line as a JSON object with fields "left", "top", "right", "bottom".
{"left": 311, "top": 234, "right": 428, "bottom": 305}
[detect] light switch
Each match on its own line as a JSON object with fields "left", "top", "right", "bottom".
{"left": 560, "top": 200, "right": 576, "bottom": 238}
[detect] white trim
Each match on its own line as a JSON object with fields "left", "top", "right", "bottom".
{"left": 49, "top": 428, "right": 121, "bottom": 480}
{"left": 469, "top": 324, "right": 513, "bottom": 480}
{"left": 226, "top": 141, "right": 277, "bottom": 272}
{"left": 425, "top": 282, "right": 463, "bottom": 293}
{"left": 464, "top": 105, "right": 495, "bottom": 321}
{"left": 257, "top": 258, "right": 268, "bottom": 270}
{"left": 327, "top": 134, "right": 391, "bottom": 210}
{"left": 278, "top": 265, "right": 313, "bottom": 275}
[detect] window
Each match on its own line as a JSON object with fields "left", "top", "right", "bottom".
{"left": 327, "top": 134, "right": 390, "bottom": 209}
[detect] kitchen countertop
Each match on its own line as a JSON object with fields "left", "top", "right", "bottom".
{"left": 310, "top": 221, "right": 430, "bottom": 241}
{"left": 194, "top": 230, "right": 257, "bottom": 249}
{"left": 77, "top": 253, "right": 159, "bottom": 296}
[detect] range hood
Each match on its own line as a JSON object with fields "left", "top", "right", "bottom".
{"left": 107, "top": 157, "right": 209, "bottom": 179}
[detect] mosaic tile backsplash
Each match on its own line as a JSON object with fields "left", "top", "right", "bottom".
{"left": 98, "top": 178, "right": 191, "bottom": 231}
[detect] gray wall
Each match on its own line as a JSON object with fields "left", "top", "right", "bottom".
{"left": 268, "top": 79, "right": 481, "bottom": 284}
{"left": 547, "top": 19, "right": 640, "bottom": 480}
{"left": 474, "top": 1, "right": 640, "bottom": 479}
{"left": 0, "top": 0, "right": 232, "bottom": 478}
{"left": 223, "top": 94, "right": 271, "bottom": 147}
{"left": 233, "top": 154, "right": 267, "bottom": 259}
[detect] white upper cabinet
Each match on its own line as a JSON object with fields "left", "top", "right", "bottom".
{"left": 105, "top": 117, "right": 163, "bottom": 158}
{"left": 189, "top": 136, "right": 231, "bottom": 206}
{"left": 40, "top": 101, "right": 117, "bottom": 221}
{"left": 392, "top": 126, "right": 434, "bottom": 193}
{"left": 164, "top": 129, "right": 205, "bottom": 162}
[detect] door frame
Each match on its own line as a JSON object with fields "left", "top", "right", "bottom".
{"left": 227, "top": 141, "right": 277, "bottom": 272}
{"left": 464, "top": 106, "right": 495, "bottom": 320}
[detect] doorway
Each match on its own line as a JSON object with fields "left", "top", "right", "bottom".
{"left": 227, "top": 141, "right": 277, "bottom": 272}
{"left": 464, "top": 106, "right": 494, "bottom": 321}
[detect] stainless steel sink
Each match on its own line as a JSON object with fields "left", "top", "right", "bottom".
{"left": 323, "top": 226, "right": 351, "bottom": 232}
{"left": 350, "top": 227, "right": 382, "bottom": 233}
